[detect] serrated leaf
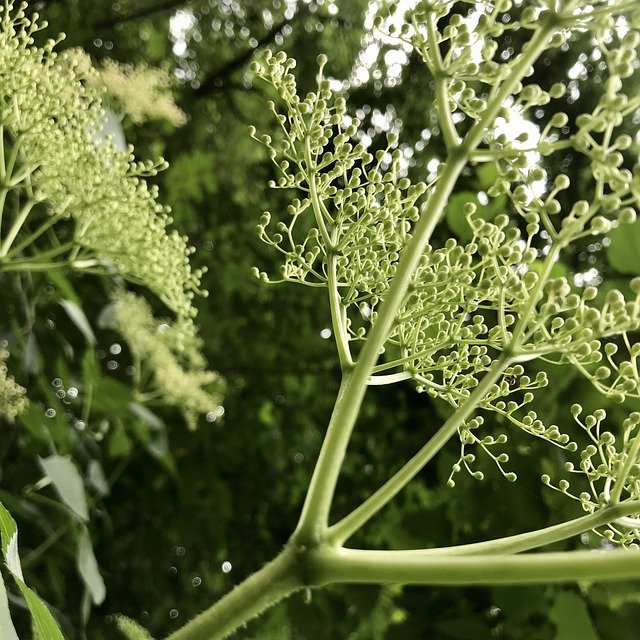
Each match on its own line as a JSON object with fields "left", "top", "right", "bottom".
{"left": 0, "top": 571, "right": 19, "bottom": 640}
{"left": 59, "top": 300, "right": 95, "bottom": 344}
{"left": 15, "top": 577, "right": 66, "bottom": 640}
{"left": 0, "top": 502, "right": 22, "bottom": 579}
{"left": 38, "top": 456, "right": 89, "bottom": 522}
{"left": 0, "top": 502, "right": 65, "bottom": 640}
{"left": 76, "top": 528, "right": 105, "bottom": 605}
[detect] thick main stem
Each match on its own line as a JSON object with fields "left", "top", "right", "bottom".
{"left": 308, "top": 546, "right": 640, "bottom": 586}
{"left": 164, "top": 546, "right": 304, "bottom": 640}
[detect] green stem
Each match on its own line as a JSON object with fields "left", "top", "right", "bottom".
{"left": 0, "top": 199, "right": 35, "bottom": 257}
{"left": 164, "top": 546, "right": 304, "bottom": 640}
{"left": 610, "top": 430, "right": 640, "bottom": 504}
{"left": 4, "top": 211, "right": 66, "bottom": 259}
{"left": 294, "top": 152, "right": 466, "bottom": 545}
{"left": 22, "top": 525, "right": 69, "bottom": 569}
{"left": 461, "top": 17, "right": 557, "bottom": 155}
{"left": 327, "top": 354, "right": 510, "bottom": 545}
{"left": 308, "top": 546, "right": 640, "bottom": 586}
{"left": 425, "top": 12, "right": 460, "bottom": 150}
{"left": 401, "top": 501, "right": 640, "bottom": 556}
{"left": 295, "top": 16, "right": 560, "bottom": 548}
{"left": 0, "top": 259, "right": 69, "bottom": 273}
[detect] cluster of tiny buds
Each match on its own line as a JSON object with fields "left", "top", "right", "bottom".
{"left": 250, "top": 49, "right": 429, "bottom": 312}
{"left": 542, "top": 407, "right": 640, "bottom": 546}
{"left": 0, "top": 2, "right": 204, "bottom": 321}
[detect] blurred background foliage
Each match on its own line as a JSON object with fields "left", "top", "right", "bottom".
{"left": 2, "top": 0, "right": 640, "bottom": 638}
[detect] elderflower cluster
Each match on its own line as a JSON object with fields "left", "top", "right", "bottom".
{"left": 67, "top": 50, "right": 187, "bottom": 127}
{"left": 0, "top": 3, "right": 202, "bottom": 319}
{"left": 0, "top": 340, "right": 27, "bottom": 421}
{"left": 108, "top": 291, "right": 224, "bottom": 431}
{"left": 250, "top": 51, "right": 427, "bottom": 295}
{"left": 251, "top": 0, "right": 640, "bottom": 503}
{"left": 542, "top": 406, "right": 640, "bottom": 548}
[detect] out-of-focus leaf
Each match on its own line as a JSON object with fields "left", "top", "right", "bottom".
{"left": 38, "top": 456, "right": 89, "bottom": 522}
{"left": 607, "top": 219, "right": 640, "bottom": 274}
{"left": 24, "top": 332, "right": 42, "bottom": 375}
{"left": 529, "top": 259, "right": 569, "bottom": 281}
{"left": 86, "top": 461, "right": 110, "bottom": 498}
{"left": 445, "top": 190, "right": 507, "bottom": 242}
{"left": 59, "top": 299, "right": 95, "bottom": 344}
{"left": 550, "top": 591, "right": 600, "bottom": 640}
{"left": 91, "top": 378, "right": 133, "bottom": 416}
{"left": 107, "top": 420, "right": 132, "bottom": 458}
{"left": 76, "top": 528, "right": 105, "bottom": 605}
{"left": 18, "top": 403, "right": 50, "bottom": 441}
{"left": 82, "top": 349, "right": 100, "bottom": 388}
{"left": 129, "top": 402, "right": 163, "bottom": 430}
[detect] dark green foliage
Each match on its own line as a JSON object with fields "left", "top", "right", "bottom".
{"left": 1, "top": 1, "right": 639, "bottom": 639}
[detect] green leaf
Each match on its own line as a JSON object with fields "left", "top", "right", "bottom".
{"left": 606, "top": 219, "right": 640, "bottom": 274}
{"left": 24, "top": 332, "right": 42, "bottom": 375}
{"left": 107, "top": 420, "right": 132, "bottom": 458}
{"left": 550, "top": 591, "right": 601, "bottom": 640}
{"left": 15, "top": 577, "right": 66, "bottom": 640}
{"left": 18, "top": 403, "right": 50, "bottom": 441}
{"left": 476, "top": 163, "right": 500, "bottom": 190}
{"left": 528, "top": 259, "right": 568, "bottom": 281}
{"left": 0, "top": 501, "right": 65, "bottom": 640}
{"left": 92, "top": 378, "right": 133, "bottom": 416}
{"left": 0, "top": 571, "right": 19, "bottom": 640}
{"left": 38, "top": 456, "right": 89, "bottom": 522}
{"left": 86, "top": 460, "right": 110, "bottom": 498}
{"left": 445, "top": 190, "right": 507, "bottom": 242}
{"left": 0, "top": 502, "right": 21, "bottom": 579}
{"left": 76, "top": 528, "right": 105, "bottom": 605}
{"left": 129, "top": 402, "right": 164, "bottom": 430}
{"left": 82, "top": 349, "right": 100, "bottom": 388}
{"left": 59, "top": 299, "right": 95, "bottom": 344}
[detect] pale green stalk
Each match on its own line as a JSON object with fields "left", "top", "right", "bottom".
{"left": 293, "top": 152, "right": 466, "bottom": 545}
{"left": 307, "top": 546, "right": 640, "bottom": 586}
{"left": 328, "top": 203, "right": 565, "bottom": 545}
{"left": 4, "top": 211, "right": 66, "bottom": 259}
{"left": 327, "top": 354, "right": 510, "bottom": 546}
{"left": 165, "top": 547, "right": 304, "bottom": 640}
{"left": 395, "top": 500, "right": 640, "bottom": 556}
{"left": 0, "top": 198, "right": 35, "bottom": 256}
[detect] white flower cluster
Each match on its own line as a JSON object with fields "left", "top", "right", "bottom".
{"left": 543, "top": 406, "right": 640, "bottom": 547}
{"left": 0, "top": 2, "right": 203, "bottom": 319}
{"left": 109, "top": 291, "right": 224, "bottom": 431}
{"left": 0, "top": 340, "right": 27, "bottom": 421}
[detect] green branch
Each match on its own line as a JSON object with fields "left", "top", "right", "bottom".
{"left": 164, "top": 546, "right": 304, "bottom": 640}
{"left": 400, "top": 500, "right": 640, "bottom": 556}
{"left": 308, "top": 546, "right": 640, "bottom": 586}
{"left": 327, "top": 354, "right": 510, "bottom": 545}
